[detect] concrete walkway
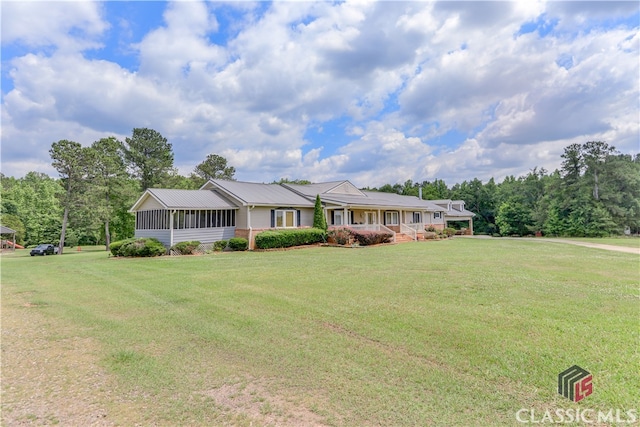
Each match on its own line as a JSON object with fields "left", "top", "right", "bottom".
{"left": 539, "top": 238, "right": 640, "bottom": 255}
{"left": 460, "top": 236, "right": 640, "bottom": 255}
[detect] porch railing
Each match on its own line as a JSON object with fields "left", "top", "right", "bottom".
{"left": 404, "top": 223, "right": 424, "bottom": 232}
{"left": 400, "top": 223, "right": 418, "bottom": 241}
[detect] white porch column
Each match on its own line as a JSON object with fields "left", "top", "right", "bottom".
{"left": 170, "top": 210, "right": 175, "bottom": 247}
{"left": 344, "top": 207, "right": 348, "bottom": 225}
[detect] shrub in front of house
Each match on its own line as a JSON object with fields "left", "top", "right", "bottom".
{"left": 171, "top": 241, "right": 201, "bottom": 255}
{"left": 213, "top": 240, "right": 228, "bottom": 251}
{"left": 443, "top": 227, "right": 457, "bottom": 237}
{"left": 424, "top": 231, "right": 438, "bottom": 240}
{"left": 350, "top": 229, "right": 394, "bottom": 246}
{"left": 228, "top": 237, "right": 249, "bottom": 251}
{"left": 327, "top": 227, "right": 351, "bottom": 245}
{"left": 255, "top": 228, "right": 326, "bottom": 249}
{"left": 109, "top": 238, "right": 135, "bottom": 256}
{"left": 111, "top": 237, "right": 166, "bottom": 257}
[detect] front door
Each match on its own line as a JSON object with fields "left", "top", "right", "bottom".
{"left": 365, "top": 212, "right": 376, "bottom": 225}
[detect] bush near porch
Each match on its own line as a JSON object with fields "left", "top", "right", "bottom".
{"left": 254, "top": 228, "right": 326, "bottom": 249}
{"left": 109, "top": 237, "right": 166, "bottom": 257}
{"left": 170, "top": 241, "right": 201, "bottom": 255}
{"left": 350, "top": 229, "right": 393, "bottom": 246}
{"left": 327, "top": 227, "right": 393, "bottom": 246}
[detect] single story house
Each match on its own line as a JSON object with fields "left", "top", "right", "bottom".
{"left": 130, "top": 179, "right": 475, "bottom": 249}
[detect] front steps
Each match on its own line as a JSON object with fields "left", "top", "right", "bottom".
{"left": 395, "top": 233, "right": 423, "bottom": 243}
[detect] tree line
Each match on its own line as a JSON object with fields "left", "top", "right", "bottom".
{"left": 1, "top": 134, "right": 638, "bottom": 252}
{"left": 1, "top": 128, "right": 235, "bottom": 252}
{"left": 366, "top": 141, "right": 640, "bottom": 237}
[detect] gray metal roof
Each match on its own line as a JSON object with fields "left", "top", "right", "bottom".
{"left": 130, "top": 180, "right": 473, "bottom": 215}
{"left": 145, "top": 189, "right": 237, "bottom": 210}
{"left": 286, "top": 181, "right": 355, "bottom": 196}
{"left": 0, "top": 225, "right": 17, "bottom": 234}
{"left": 208, "top": 179, "right": 314, "bottom": 207}
{"left": 286, "top": 181, "right": 444, "bottom": 211}
{"left": 446, "top": 206, "right": 476, "bottom": 217}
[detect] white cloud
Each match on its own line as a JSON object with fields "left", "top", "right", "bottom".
{"left": 1, "top": 1, "right": 107, "bottom": 52}
{"left": 1, "top": 1, "right": 638, "bottom": 187}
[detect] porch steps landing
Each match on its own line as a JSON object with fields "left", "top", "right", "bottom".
{"left": 395, "top": 233, "right": 423, "bottom": 243}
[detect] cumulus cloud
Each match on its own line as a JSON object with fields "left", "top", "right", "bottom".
{"left": 1, "top": 0, "right": 638, "bottom": 188}
{"left": 1, "top": 1, "right": 107, "bottom": 51}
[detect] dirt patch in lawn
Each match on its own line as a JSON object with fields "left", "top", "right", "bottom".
{"left": 2, "top": 293, "right": 332, "bottom": 426}
{"left": 200, "top": 378, "right": 327, "bottom": 426}
{"left": 1, "top": 296, "right": 145, "bottom": 426}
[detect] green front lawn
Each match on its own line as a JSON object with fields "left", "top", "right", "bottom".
{"left": 554, "top": 237, "right": 640, "bottom": 248}
{"left": 2, "top": 239, "right": 638, "bottom": 425}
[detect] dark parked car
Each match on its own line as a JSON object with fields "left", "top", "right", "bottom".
{"left": 30, "top": 244, "right": 59, "bottom": 256}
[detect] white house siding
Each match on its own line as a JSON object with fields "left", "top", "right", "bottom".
{"left": 327, "top": 181, "right": 363, "bottom": 195}
{"left": 135, "top": 227, "right": 235, "bottom": 247}
{"left": 402, "top": 211, "right": 425, "bottom": 224}
{"left": 137, "top": 196, "right": 165, "bottom": 210}
{"left": 250, "top": 207, "right": 273, "bottom": 228}
{"left": 135, "top": 229, "right": 172, "bottom": 247}
{"left": 236, "top": 206, "right": 249, "bottom": 229}
{"left": 299, "top": 209, "right": 314, "bottom": 226}
{"left": 424, "top": 212, "right": 445, "bottom": 226}
{"left": 173, "top": 227, "right": 235, "bottom": 245}
{"left": 246, "top": 207, "right": 315, "bottom": 228}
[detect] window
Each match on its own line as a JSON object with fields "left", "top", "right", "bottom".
{"left": 275, "top": 210, "right": 296, "bottom": 227}
{"left": 412, "top": 212, "right": 422, "bottom": 223}
{"left": 333, "top": 210, "right": 344, "bottom": 226}
{"left": 136, "top": 209, "right": 171, "bottom": 230}
{"left": 385, "top": 211, "right": 399, "bottom": 225}
{"left": 365, "top": 212, "right": 376, "bottom": 225}
{"left": 433, "top": 212, "right": 442, "bottom": 219}
{"left": 165, "top": 209, "right": 235, "bottom": 230}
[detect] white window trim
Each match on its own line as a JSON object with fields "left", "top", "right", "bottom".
{"left": 385, "top": 211, "right": 399, "bottom": 225}
{"left": 333, "top": 210, "right": 344, "bottom": 226}
{"left": 433, "top": 212, "right": 442, "bottom": 219}
{"left": 275, "top": 209, "right": 297, "bottom": 228}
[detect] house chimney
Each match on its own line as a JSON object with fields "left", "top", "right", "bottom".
{"left": 418, "top": 187, "right": 423, "bottom": 200}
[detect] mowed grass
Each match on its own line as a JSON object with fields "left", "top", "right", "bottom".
{"left": 555, "top": 237, "right": 640, "bottom": 248}
{"left": 2, "top": 239, "right": 638, "bottom": 426}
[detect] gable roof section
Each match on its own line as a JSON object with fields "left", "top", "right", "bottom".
{"left": 428, "top": 199, "right": 475, "bottom": 216}
{"left": 203, "top": 179, "right": 314, "bottom": 207}
{"left": 284, "top": 180, "right": 366, "bottom": 197}
{"left": 130, "top": 188, "right": 237, "bottom": 211}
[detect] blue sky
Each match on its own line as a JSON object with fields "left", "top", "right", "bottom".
{"left": 1, "top": 1, "right": 638, "bottom": 187}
